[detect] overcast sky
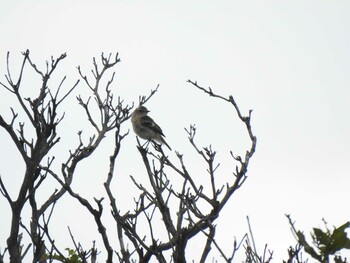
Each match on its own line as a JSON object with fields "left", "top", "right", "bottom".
{"left": 1, "top": 1, "right": 350, "bottom": 261}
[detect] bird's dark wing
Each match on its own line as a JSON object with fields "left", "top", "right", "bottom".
{"left": 141, "top": 115, "right": 165, "bottom": 136}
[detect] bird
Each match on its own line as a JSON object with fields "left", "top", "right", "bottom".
{"left": 131, "top": 105, "right": 172, "bottom": 150}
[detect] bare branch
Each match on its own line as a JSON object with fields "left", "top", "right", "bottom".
{"left": 138, "top": 84, "right": 159, "bottom": 106}
{"left": 0, "top": 175, "right": 12, "bottom": 204}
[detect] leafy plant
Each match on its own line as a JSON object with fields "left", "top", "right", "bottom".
{"left": 285, "top": 215, "right": 350, "bottom": 263}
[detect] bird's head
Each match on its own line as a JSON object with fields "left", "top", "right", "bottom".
{"left": 134, "top": 105, "right": 150, "bottom": 115}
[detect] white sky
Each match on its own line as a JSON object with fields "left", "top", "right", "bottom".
{"left": 0, "top": 1, "right": 350, "bottom": 261}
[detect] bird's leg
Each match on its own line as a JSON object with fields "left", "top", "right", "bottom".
{"left": 152, "top": 141, "right": 162, "bottom": 152}
{"left": 141, "top": 139, "right": 151, "bottom": 150}
{"left": 136, "top": 136, "right": 150, "bottom": 151}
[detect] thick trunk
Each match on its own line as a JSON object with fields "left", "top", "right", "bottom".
{"left": 7, "top": 205, "right": 22, "bottom": 263}
{"left": 173, "top": 238, "right": 187, "bottom": 263}
{"left": 7, "top": 167, "right": 37, "bottom": 263}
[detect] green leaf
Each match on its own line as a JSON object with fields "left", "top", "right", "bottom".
{"left": 335, "top": 222, "right": 350, "bottom": 233}
{"left": 313, "top": 227, "right": 329, "bottom": 246}
{"left": 327, "top": 221, "right": 350, "bottom": 255}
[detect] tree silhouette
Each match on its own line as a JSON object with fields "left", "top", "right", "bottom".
{"left": 0, "top": 51, "right": 259, "bottom": 262}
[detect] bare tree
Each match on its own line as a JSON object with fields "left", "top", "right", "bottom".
{"left": 0, "top": 50, "right": 81, "bottom": 263}
{"left": 0, "top": 50, "right": 258, "bottom": 263}
{"left": 102, "top": 79, "right": 258, "bottom": 262}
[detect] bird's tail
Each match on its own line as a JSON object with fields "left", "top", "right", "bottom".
{"left": 161, "top": 137, "right": 172, "bottom": 151}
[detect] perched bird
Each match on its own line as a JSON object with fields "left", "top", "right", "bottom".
{"left": 131, "top": 106, "right": 172, "bottom": 150}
